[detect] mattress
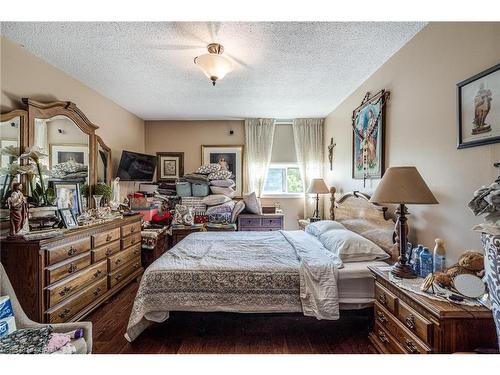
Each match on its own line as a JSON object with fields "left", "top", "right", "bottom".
{"left": 338, "top": 260, "right": 387, "bottom": 309}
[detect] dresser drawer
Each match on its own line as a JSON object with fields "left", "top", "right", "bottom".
{"left": 238, "top": 218, "right": 261, "bottom": 227}
{"left": 91, "top": 240, "right": 121, "bottom": 262}
{"left": 46, "top": 260, "right": 107, "bottom": 308}
{"left": 122, "top": 222, "right": 141, "bottom": 238}
{"left": 108, "top": 257, "right": 142, "bottom": 288}
{"left": 92, "top": 228, "right": 121, "bottom": 248}
{"left": 108, "top": 243, "right": 141, "bottom": 272}
{"left": 46, "top": 253, "right": 92, "bottom": 285}
{"left": 397, "top": 300, "right": 433, "bottom": 344}
{"left": 122, "top": 232, "right": 141, "bottom": 249}
{"left": 46, "top": 277, "right": 108, "bottom": 323}
{"left": 372, "top": 322, "right": 406, "bottom": 354}
{"left": 261, "top": 218, "right": 282, "bottom": 228}
{"left": 375, "top": 283, "right": 398, "bottom": 314}
{"left": 46, "top": 238, "right": 91, "bottom": 266}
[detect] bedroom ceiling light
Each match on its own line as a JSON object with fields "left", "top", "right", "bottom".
{"left": 194, "top": 43, "right": 233, "bottom": 86}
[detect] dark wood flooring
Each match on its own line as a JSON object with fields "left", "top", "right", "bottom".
{"left": 87, "top": 281, "right": 377, "bottom": 354}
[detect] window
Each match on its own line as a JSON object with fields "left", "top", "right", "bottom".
{"left": 263, "top": 163, "right": 304, "bottom": 195}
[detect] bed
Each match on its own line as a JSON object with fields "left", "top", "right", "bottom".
{"left": 125, "top": 188, "right": 398, "bottom": 342}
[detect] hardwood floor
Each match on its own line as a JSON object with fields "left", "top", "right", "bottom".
{"left": 87, "top": 281, "right": 377, "bottom": 354}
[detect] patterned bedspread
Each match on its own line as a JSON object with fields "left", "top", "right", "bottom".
{"left": 125, "top": 230, "right": 342, "bottom": 342}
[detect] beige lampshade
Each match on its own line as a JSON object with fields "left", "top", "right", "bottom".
{"left": 370, "top": 166, "right": 438, "bottom": 205}
{"left": 306, "top": 178, "right": 330, "bottom": 194}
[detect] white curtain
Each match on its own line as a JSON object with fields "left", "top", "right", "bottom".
{"left": 244, "top": 118, "right": 276, "bottom": 197}
{"left": 293, "top": 118, "right": 325, "bottom": 218}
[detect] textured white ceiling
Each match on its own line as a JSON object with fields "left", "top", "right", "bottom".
{"left": 1, "top": 22, "right": 426, "bottom": 120}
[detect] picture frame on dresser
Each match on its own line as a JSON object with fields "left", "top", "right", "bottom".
{"left": 58, "top": 208, "right": 78, "bottom": 228}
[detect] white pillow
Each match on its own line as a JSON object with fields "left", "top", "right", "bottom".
{"left": 231, "top": 200, "right": 246, "bottom": 223}
{"left": 243, "top": 192, "right": 262, "bottom": 214}
{"left": 305, "top": 220, "right": 346, "bottom": 237}
{"left": 318, "top": 228, "right": 390, "bottom": 262}
{"left": 202, "top": 194, "right": 232, "bottom": 206}
{"left": 210, "top": 186, "right": 236, "bottom": 198}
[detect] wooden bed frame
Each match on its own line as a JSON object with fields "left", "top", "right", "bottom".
{"left": 328, "top": 187, "right": 399, "bottom": 261}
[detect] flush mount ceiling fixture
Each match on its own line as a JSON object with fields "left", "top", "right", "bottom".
{"left": 194, "top": 43, "right": 233, "bottom": 86}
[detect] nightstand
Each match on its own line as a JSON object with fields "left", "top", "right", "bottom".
{"left": 169, "top": 225, "right": 206, "bottom": 247}
{"left": 237, "top": 213, "right": 284, "bottom": 231}
{"left": 368, "top": 265, "right": 497, "bottom": 353}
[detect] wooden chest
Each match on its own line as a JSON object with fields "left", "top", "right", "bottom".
{"left": 0, "top": 215, "right": 143, "bottom": 323}
{"left": 237, "top": 213, "right": 284, "bottom": 231}
{"left": 368, "top": 266, "right": 497, "bottom": 353}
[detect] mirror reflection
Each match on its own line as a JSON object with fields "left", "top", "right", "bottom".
{"left": 97, "top": 140, "right": 110, "bottom": 185}
{"left": 0, "top": 116, "right": 21, "bottom": 222}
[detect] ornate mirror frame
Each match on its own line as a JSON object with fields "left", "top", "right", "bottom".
{"left": 95, "top": 135, "right": 112, "bottom": 185}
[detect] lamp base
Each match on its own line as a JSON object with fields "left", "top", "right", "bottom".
{"left": 391, "top": 261, "right": 417, "bottom": 279}
{"left": 309, "top": 217, "right": 321, "bottom": 223}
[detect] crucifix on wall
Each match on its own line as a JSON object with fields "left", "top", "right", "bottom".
{"left": 328, "top": 138, "right": 336, "bottom": 171}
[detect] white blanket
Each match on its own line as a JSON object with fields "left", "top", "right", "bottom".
{"left": 125, "top": 230, "right": 341, "bottom": 342}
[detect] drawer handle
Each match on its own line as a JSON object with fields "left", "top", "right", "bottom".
{"left": 93, "top": 287, "right": 102, "bottom": 296}
{"left": 67, "top": 246, "right": 77, "bottom": 256}
{"left": 115, "top": 273, "right": 122, "bottom": 280}
{"left": 131, "top": 227, "right": 136, "bottom": 233}
{"left": 58, "top": 308, "right": 71, "bottom": 319}
{"left": 131, "top": 238, "right": 136, "bottom": 245}
{"left": 105, "top": 248, "right": 113, "bottom": 256}
{"left": 404, "top": 338, "right": 418, "bottom": 354}
{"left": 133, "top": 263, "right": 139, "bottom": 269}
{"left": 68, "top": 264, "right": 77, "bottom": 273}
{"left": 378, "top": 293, "right": 387, "bottom": 305}
{"left": 58, "top": 286, "right": 72, "bottom": 296}
{"left": 106, "top": 234, "right": 113, "bottom": 242}
{"left": 115, "top": 258, "right": 122, "bottom": 265}
{"left": 376, "top": 311, "right": 388, "bottom": 324}
{"left": 405, "top": 315, "right": 416, "bottom": 330}
{"left": 93, "top": 269, "right": 102, "bottom": 278}
{"left": 377, "top": 330, "right": 389, "bottom": 344}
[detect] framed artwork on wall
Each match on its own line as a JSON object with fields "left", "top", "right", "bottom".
{"left": 49, "top": 144, "right": 89, "bottom": 167}
{"left": 201, "top": 145, "right": 244, "bottom": 197}
{"left": 351, "top": 89, "right": 390, "bottom": 181}
{"left": 156, "top": 152, "right": 184, "bottom": 181}
{"left": 457, "top": 63, "right": 500, "bottom": 149}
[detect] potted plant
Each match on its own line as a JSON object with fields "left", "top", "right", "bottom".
{"left": 94, "top": 183, "right": 112, "bottom": 206}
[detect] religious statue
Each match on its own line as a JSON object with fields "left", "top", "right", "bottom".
{"left": 110, "top": 177, "right": 121, "bottom": 211}
{"left": 327, "top": 138, "right": 336, "bottom": 171}
{"left": 8, "top": 182, "right": 29, "bottom": 237}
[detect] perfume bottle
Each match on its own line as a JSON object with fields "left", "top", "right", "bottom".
{"left": 419, "top": 247, "right": 433, "bottom": 278}
{"left": 433, "top": 238, "right": 446, "bottom": 272}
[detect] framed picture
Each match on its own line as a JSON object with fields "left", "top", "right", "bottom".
{"left": 51, "top": 181, "right": 82, "bottom": 216}
{"left": 352, "top": 90, "right": 389, "bottom": 180}
{"left": 457, "top": 63, "right": 500, "bottom": 149}
{"left": 50, "top": 144, "right": 89, "bottom": 167}
{"left": 59, "top": 208, "right": 78, "bottom": 228}
{"left": 201, "top": 145, "right": 244, "bottom": 197}
{"left": 156, "top": 152, "right": 184, "bottom": 181}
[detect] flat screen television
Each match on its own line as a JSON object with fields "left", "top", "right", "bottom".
{"left": 116, "top": 150, "right": 156, "bottom": 181}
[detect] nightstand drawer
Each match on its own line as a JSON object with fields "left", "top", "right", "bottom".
{"left": 372, "top": 322, "right": 406, "bottom": 354}
{"left": 397, "top": 300, "right": 433, "bottom": 344}
{"left": 239, "top": 218, "right": 261, "bottom": 227}
{"left": 261, "top": 218, "right": 282, "bottom": 228}
{"left": 375, "top": 283, "right": 398, "bottom": 314}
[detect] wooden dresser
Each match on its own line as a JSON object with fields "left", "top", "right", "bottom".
{"left": 237, "top": 213, "right": 284, "bottom": 231}
{"left": 368, "top": 266, "right": 497, "bottom": 353}
{"left": 0, "top": 215, "right": 143, "bottom": 323}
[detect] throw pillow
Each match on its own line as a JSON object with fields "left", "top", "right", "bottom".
{"left": 173, "top": 204, "right": 194, "bottom": 225}
{"left": 208, "top": 212, "right": 232, "bottom": 224}
{"left": 196, "top": 163, "right": 221, "bottom": 174}
{"left": 202, "top": 194, "right": 232, "bottom": 206}
{"left": 210, "top": 186, "right": 236, "bottom": 198}
{"left": 206, "top": 200, "right": 236, "bottom": 216}
{"left": 210, "top": 179, "right": 235, "bottom": 188}
{"left": 208, "top": 170, "right": 232, "bottom": 181}
{"left": 243, "top": 192, "right": 262, "bottom": 214}
{"left": 231, "top": 200, "right": 246, "bottom": 223}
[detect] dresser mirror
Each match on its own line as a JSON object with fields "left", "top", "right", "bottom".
{"left": 96, "top": 135, "right": 112, "bottom": 185}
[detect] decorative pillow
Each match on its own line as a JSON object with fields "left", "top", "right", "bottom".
{"left": 208, "top": 212, "right": 232, "bottom": 224}
{"left": 202, "top": 194, "right": 232, "bottom": 206}
{"left": 208, "top": 170, "right": 233, "bottom": 181}
{"left": 196, "top": 163, "right": 221, "bottom": 175}
{"left": 318, "top": 228, "right": 390, "bottom": 262}
{"left": 181, "top": 196, "right": 207, "bottom": 212}
{"left": 210, "top": 179, "right": 235, "bottom": 188}
{"left": 243, "top": 192, "right": 262, "bottom": 214}
{"left": 173, "top": 204, "right": 194, "bottom": 225}
{"left": 231, "top": 200, "right": 245, "bottom": 223}
{"left": 206, "top": 201, "right": 236, "bottom": 216}
{"left": 305, "top": 220, "right": 346, "bottom": 237}
{"left": 210, "top": 186, "right": 236, "bottom": 198}
{"left": 0, "top": 326, "right": 53, "bottom": 354}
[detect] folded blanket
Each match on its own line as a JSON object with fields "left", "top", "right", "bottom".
{"left": 182, "top": 173, "right": 210, "bottom": 183}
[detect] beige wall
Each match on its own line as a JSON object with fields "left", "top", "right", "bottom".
{"left": 324, "top": 22, "right": 500, "bottom": 262}
{"left": 145, "top": 120, "right": 303, "bottom": 229}
{"left": 0, "top": 36, "right": 145, "bottom": 197}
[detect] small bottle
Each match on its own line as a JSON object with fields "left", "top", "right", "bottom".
{"left": 412, "top": 245, "right": 424, "bottom": 275}
{"left": 419, "top": 247, "right": 433, "bottom": 278}
{"left": 433, "top": 238, "right": 446, "bottom": 272}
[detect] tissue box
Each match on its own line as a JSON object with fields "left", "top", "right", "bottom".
{"left": 0, "top": 296, "right": 13, "bottom": 320}
{"left": 0, "top": 316, "right": 16, "bottom": 337}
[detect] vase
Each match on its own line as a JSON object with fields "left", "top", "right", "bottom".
{"left": 481, "top": 232, "right": 500, "bottom": 350}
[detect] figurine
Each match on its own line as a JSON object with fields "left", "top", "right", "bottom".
{"left": 8, "top": 182, "right": 29, "bottom": 237}
{"left": 110, "top": 177, "right": 121, "bottom": 211}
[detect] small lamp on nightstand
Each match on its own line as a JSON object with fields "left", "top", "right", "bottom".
{"left": 370, "top": 166, "right": 438, "bottom": 279}
{"left": 306, "top": 178, "right": 330, "bottom": 222}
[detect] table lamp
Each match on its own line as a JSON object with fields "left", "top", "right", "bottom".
{"left": 370, "top": 166, "right": 438, "bottom": 279}
{"left": 306, "top": 178, "right": 330, "bottom": 222}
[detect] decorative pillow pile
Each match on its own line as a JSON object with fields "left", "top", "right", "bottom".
{"left": 210, "top": 186, "right": 236, "bottom": 198}
{"left": 173, "top": 204, "right": 194, "bottom": 225}
{"left": 231, "top": 200, "right": 246, "bottom": 223}
{"left": 210, "top": 179, "right": 235, "bottom": 188}
{"left": 305, "top": 220, "right": 346, "bottom": 237}
{"left": 208, "top": 170, "right": 233, "bottom": 181}
{"left": 202, "top": 194, "right": 232, "bottom": 206}
{"left": 196, "top": 163, "right": 221, "bottom": 175}
{"left": 243, "top": 192, "right": 262, "bottom": 214}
